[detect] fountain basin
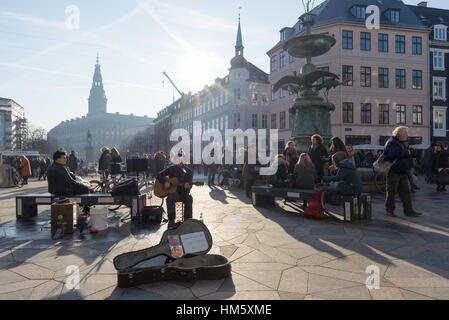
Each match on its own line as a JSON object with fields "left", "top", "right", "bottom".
{"left": 284, "top": 34, "right": 336, "bottom": 59}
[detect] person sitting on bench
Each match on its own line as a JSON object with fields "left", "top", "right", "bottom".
{"left": 47, "top": 150, "right": 93, "bottom": 196}
{"left": 268, "top": 154, "right": 289, "bottom": 188}
{"left": 322, "top": 151, "right": 363, "bottom": 196}
{"left": 293, "top": 153, "right": 317, "bottom": 189}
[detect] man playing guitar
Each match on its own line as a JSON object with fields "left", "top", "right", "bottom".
{"left": 156, "top": 150, "right": 193, "bottom": 229}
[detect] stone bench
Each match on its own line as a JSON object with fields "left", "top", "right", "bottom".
{"left": 251, "top": 185, "right": 372, "bottom": 222}
{"left": 16, "top": 193, "right": 147, "bottom": 224}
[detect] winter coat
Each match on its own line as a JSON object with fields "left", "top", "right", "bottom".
{"left": 268, "top": 158, "right": 288, "bottom": 186}
{"left": 424, "top": 146, "right": 435, "bottom": 168}
{"left": 294, "top": 162, "right": 317, "bottom": 189}
{"left": 322, "top": 159, "right": 363, "bottom": 195}
{"left": 308, "top": 144, "right": 328, "bottom": 178}
{"left": 434, "top": 150, "right": 449, "bottom": 171}
{"left": 20, "top": 158, "right": 32, "bottom": 177}
{"left": 67, "top": 154, "right": 78, "bottom": 173}
{"left": 98, "top": 150, "right": 112, "bottom": 171}
{"left": 383, "top": 136, "right": 410, "bottom": 174}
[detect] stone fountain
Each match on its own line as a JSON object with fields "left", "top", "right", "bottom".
{"left": 274, "top": 9, "right": 341, "bottom": 152}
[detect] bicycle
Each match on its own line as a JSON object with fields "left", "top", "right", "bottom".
{"left": 11, "top": 167, "right": 25, "bottom": 188}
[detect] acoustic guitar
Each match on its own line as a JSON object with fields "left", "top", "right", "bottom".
{"left": 154, "top": 177, "right": 204, "bottom": 198}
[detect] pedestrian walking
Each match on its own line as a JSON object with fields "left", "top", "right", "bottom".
{"left": 207, "top": 148, "right": 217, "bottom": 187}
{"left": 424, "top": 143, "right": 436, "bottom": 184}
{"left": 383, "top": 127, "right": 422, "bottom": 217}
{"left": 67, "top": 150, "right": 78, "bottom": 174}
{"left": 39, "top": 158, "right": 47, "bottom": 181}
{"left": 19, "top": 155, "right": 32, "bottom": 185}
{"left": 433, "top": 145, "right": 449, "bottom": 191}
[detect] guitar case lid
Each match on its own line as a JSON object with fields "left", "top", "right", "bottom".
{"left": 113, "top": 219, "right": 213, "bottom": 271}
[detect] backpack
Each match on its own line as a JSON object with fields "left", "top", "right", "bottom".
{"left": 303, "top": 192, "right": 326, "bottom": 219}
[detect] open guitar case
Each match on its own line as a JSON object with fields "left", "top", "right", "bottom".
{"left": 113, "top": 219, "right": 231, "bottom": 288}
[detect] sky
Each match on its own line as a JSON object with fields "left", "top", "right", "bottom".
{"left": 0, "top": 0, "right": 448, "bottom": 132}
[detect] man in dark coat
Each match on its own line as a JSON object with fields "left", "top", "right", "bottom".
{"left": 384, "top": 127, "right": 422, "bottom": 217}
{"left": 47, "top": 150, "right": 91, "bottom": 196}
{"left": 67, "top": 150, "right": 78, "bottom": 174}
{"left": 424, "top": 143, "right": 436, "bottom": 184}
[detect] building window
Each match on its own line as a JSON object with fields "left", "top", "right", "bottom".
{"left": 360, "top": 67, "right": 371, "bottom": 87}
{"left": 433, "top": 78, "right": 446, "bottom": 100}
{"left": 379, "top": 104, "right": 389, "bottom": 124}
{"left": 262, "top": 114, "right": 268, "bottom": 129}
{"left": 395, "top": 35, "right": 405, "bottom": 54}
{"left": 379, "top": 68, "right": 389, "bottom": 88}
{"left": 396, "top": 105, "right": 406, "bottom": 125}
{"left": 434, "top": 107, "right": 447, "bottom": 137}
{"left": 234, "top": 88, "right": 241, "bottom": 100}
{"left": 345, "top": 135, "right": 371, "bottom": 146}
{"left": 252, "top": 91, "right": 258, "bottom": 103}
{"left": 395, "top": 69, "right": 406, "bottom": 89}
{"left": 388, "top": 9, "right": 400, "bottom": 23}
{"left": 378, "top": 33, "right": 388, "bottom": 52}
{"left": 342, "top": 30, "right": 353, "bottom": 49}
{"left": 433, "top": 51, "right": 444, "bottom": 70}
{"left": 271, "top": 56, "right": 277, "bottom": 72}
{"left": 412, "top": 37, "right": 422, "bottom": 55}
{"left": 280, "top": 112, "right": 286, "bottom": 129}
{"left": 262, "top": 92, "right": 268, "bottom": 104}
{"left": 343, "top": 102, "right": 353, "bottom": 123}
{"left": 280, "top": 51, "right": 286, "bottom": 68}
{"left": 434, "top": 25, "right": 448, "bottom": 41}
{"left": 342, "top": 65, "right": 353, "bottom": 86}
{"left": 361, "top": 103, "right": 372, "bottom": 124}
{"left": 354, "top": 5, "right": 366, "bottom": 19}
{"left": 289, "top": 55, "right": 295, "bottom": 64}
{"left": 252, "top": 114, "right": 258, "bottom": 129}
{"left": 271, "top": 85, "right": 276, "bottom": 101}
{"left": 412, "top": 105, "right": 423, "bottom": 125}
{"left": 271, "top": 114, "right": 277, "bottom": 129}
{"left": 412, "top": 70, "right": 422, "bottom": 90}
{"left": 234, "top": 113, "right": 240, "bottom": 128}
{"left": 280, "top": 88, "right": 286, "bottom": 98}
{"left": 360, "top": 32, "right": 371, "bottom": 51}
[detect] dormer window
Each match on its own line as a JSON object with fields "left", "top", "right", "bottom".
{"left": 434, "top": 25, "right": 447, "bottom": 41}
{"left": 386, "top": 9, "right": 400, "bottom": 23}
{"left": 353, "top": 5, "right": 366, "bottom": 19}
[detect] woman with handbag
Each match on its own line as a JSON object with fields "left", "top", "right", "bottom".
{"left": 434, "top": 145, "right": 449, "bottom": 192}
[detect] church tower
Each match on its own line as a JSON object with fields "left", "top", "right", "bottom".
{"left": 88, "top": 54, "right": 107, "bottom": 115}
{"left": 235, "top": 12, "right": 244, "bottom": 57}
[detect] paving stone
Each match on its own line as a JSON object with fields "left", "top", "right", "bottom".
{"left": 279, "top": 291, "right": 306, "bottom": 300}
{"left": 227, "top": 291, "right": 281, "bottom": 300}
{"left": 296, "top": 254, "right": 332, "bottom": 266}
{"left": 219, "top": 273, "right": 272, "bottom": 292}
{"left": 0, "top": 269, "right": 28, "bottom": 285}
{"left": 307, "top": 274, "right": 362, "bottom": 294}
{"left": 232, "top": 250, "right": 275, "bottom": 263}
{"left": 312, "top": 285, "right": 372, "bottom": 300}
{"left": 369, "top": 287, "right": 405, "bottom": 300}
{"left": 384, "top": 260, "right": 437, "bottom": 278}
{"left": 0, "top": 279, "right": 46, "bottom": 295}
{"left": 399, "top": 288, "right": 435, "bottom": 300}
{"left": 278, "top": 267, "right": 308, "bottom": 294}
{"left": 84, "top": 285, "right": 125, "bottom": 300}
{"left": 29, "top": 280, "right": 64, "bottom": 300}
{"left": 0, "top": 287, "right": 33, "bottom": 300}
{"left": 387, "top": 277, "right": 449, "bottom": 288}
{"left": 137, "top": 282, "right": 195, "bottom": 299}
{"left": 9, "top": 263, "right": 55, "bottom": 280}
{"left": 191, "top": 279, "right": 226, "bottom": 298}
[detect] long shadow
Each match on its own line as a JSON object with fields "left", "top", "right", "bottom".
{"left": 208, "top": 186, "right": 229, "bottom": 204}
{"left": 0, "top": 185, "right": 48, "bottom": 201}
{"left": 224, "top": 184, "right": 449, "bottom": 281}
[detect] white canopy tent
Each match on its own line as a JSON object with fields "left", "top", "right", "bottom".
{"left": 352, "top": 144, "right": 384, "bottom": 150}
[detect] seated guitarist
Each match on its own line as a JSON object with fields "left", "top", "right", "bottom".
{"left": 156, "top": 150, "right": 193, "bottom": 229}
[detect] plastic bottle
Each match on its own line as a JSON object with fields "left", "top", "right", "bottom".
{"left": 200, "top": 212, "right": 204, "bottom": 223}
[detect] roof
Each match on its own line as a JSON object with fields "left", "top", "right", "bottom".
{"left": 0, "top": 97, "right": 21, "bottom": 107}
{"left": 247, "top": 62, "right": 269, "bottom": 83}
{"left": 407, "top": 4, "right": 449, "bottom": 28}
{"left": 268, "top": 0, "right": 429, "bottom": 54}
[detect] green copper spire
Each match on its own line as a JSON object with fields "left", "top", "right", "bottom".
{"left": 235, "top": 9, "right": 244, "bottom": 56}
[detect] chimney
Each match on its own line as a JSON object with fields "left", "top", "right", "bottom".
{"left": 418, "top": 1, "right": 427, "bottom": 7}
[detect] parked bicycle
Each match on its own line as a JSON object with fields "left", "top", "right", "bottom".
{"left": 11, "top": 167, "right": 24, "bottom": 188}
